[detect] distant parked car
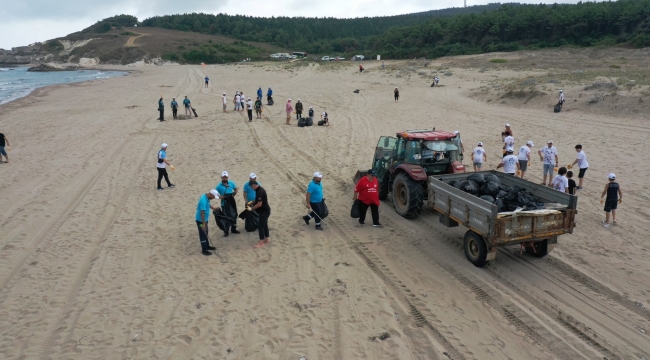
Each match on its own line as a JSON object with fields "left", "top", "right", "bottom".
{"left": 321, "top": 56, "right": 332, "bottom": 61}
{"left": 289, "top": 55, "right": 297, "bottom": 59}
{"left": 270, "top": 54, "right": 280, "bottom": 58}
{"left": 336, "top": 56, "right": 346, "bottom": 61}
{"left": 352, "top": 55, "right": 364, "bottom": 61}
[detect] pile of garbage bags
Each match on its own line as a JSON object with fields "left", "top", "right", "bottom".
{"left": 447, "top": 173, "right": 544, "bottom": 212}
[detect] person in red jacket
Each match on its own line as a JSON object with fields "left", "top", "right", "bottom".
{"left": 353, "top": 169, "right": 382, "bottom": 227}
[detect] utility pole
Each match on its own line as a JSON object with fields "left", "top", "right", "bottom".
{"left": 464, "top": 0, "right": 467, "bottom": 7}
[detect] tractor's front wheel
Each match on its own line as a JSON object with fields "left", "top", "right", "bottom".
{"left": 392, "top": 172, "right": 423, "bottom": 219}
{"left": 378, "top": 173, "right": 389, "bottom": 201}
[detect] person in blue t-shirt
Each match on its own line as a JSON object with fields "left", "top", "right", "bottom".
{"left": 257, "top": 87, "right": 263, "bottom": 100}
{"left": 267, "top": 87, "right": 273, "bottom": 104}
{"left": 196, "top": 189, "right": 219, "bottom": 256}
{"left": 183, "top": 96, "right": 191, "bottom": 116}
{"left": 216, "top": 171, "right": 240, "bottom": 236}
{"left": 302, "top": 172, "right": 325, "bottom": 231}
{"left": 204, "top": 76, "right": 209, "bottom": 88}
{"left": 170, "top": 97, "right": 178, "bottom": 119}
{"left": 243, "top": 173, "right": 261, "bottom": 203}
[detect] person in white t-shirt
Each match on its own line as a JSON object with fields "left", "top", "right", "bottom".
{"left": 559, "top": 90, "right": 565, "bottom": 105}
{"left": 497, "top": 150, "right": 520, "bottom": 175}
{"left": 234, "top": 93, "right": 241, "bottom": 112}
{"left": 472, "top": 142, "right": 487, "bottom": 171}
{"left": 222, "top": 92, "right": 228, "bottom": 113}
{"left": 569, "top": 144, "right": 588, "bottom": 190}
{"left": 453, "top": 130, "right": 464, "bottom": 154}
{"left": 538, "top": 140, "right": 559, "bottom": 187}
{"left": 517, "top": 141, "right": 534, "bottom": 179}
{"left": 502, "top": 131, "right": 514, "bottom": 158}
{"left": 552, "top": 167, "right": 569, "bottom": 193}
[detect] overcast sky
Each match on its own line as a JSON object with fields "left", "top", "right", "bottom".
{"left": 1, "top": 0, "right": 586, "bottom": 50}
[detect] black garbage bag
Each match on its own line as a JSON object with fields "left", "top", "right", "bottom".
{"left": 467, "top": 173, "right": 486, "bottom": 185}
{"left": 494, "top": 198, "right": 506, "bottom": 212}
{"left": 480, "top": 181, "right": 501, "bottom": 197}
{"left": 461, "top": 180, "right": 479, "bottom": 194}
{"left": 479, "top": 195, "right": 495, "bottom": 203}
{"left": 305, "top": 118, "right": 313, "bottom": 126}
{"left": 350, "top": 200, "right": 361, "bottom": 218}
{"left": 496, "top": 190, "right": 508, "bottom": 199}
{"left": 554, "top": 103, "right": 562, "bottom": 113}
{"left": 447, "top": 180, "right": 457, "bottom": 188}
{"left": 321, "top": 199, "right": 329, "bottom": 219}
{"left": 238, "top": 209, "right": 259, "bottom": 232}
{"left": 298, "top": 118, "right": 307, "bottom": 127}
{"left": 213, "top": 208, "right": 230, "bottom": 232}
{"left": 483, "top": 174, "right": 501, "bottom": 187}
{"left": 220, "top": 196, "right": 238, "bottom": 230}
{"left": 453, "top": 181, "right": 464, "bottom": 190}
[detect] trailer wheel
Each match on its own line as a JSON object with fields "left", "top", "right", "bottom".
{"left": 464, "top": 231, "right": 488, "bottom": 267}
{"left": 379, "top": 173, "right": 389, "bottom": 200}
{"left": 525, "top": 239, "right": 549, "bottom": 257}
{"left": 392, "top": 172, "right": 423, "bottom": 219}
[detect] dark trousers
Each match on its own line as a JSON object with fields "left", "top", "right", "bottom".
{"left": 157, "top": 168, "right": 171, "bottom": 188}
{"left": 196, "top": 221, "right": 209, "bottom": 251}
{"left": 247, "top": 109, "right": 253, "bottom": 121}
{"left": 159, "top": 109, "right": 164, "bottom": 120}
{"left": 358, "top": 201, "right": 379, "bottom": 225}
{"left": 258, "top": 210, "right": 270, "bottom": 240}
{"left": 296, "top": 110, "right": 302, "bottom": 119}
{"left": 309, "top": 201, "right": 324, "bottom": 224}
{"left": 172, "top": 108, "right": 177, "bottom": 118}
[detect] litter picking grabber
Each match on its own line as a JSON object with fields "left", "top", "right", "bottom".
{"left": 200, "top": 225, "right": 216, "bottom": 253}
{"left": 308, "top": 209, "right": 328, "bottom": 227}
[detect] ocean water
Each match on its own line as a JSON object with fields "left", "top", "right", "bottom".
{"left": 0, "top": 67, "right": 127, "bottom": 105}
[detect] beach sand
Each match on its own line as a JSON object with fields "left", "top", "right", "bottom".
{"left": 0, "top": 59, "right": 648, "bottom": 359}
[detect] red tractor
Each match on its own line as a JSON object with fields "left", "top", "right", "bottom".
{"left": 354, "top": 129, "right": 466, "bottom": 219}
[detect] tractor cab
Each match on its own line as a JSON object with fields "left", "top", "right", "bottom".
{"left": 357, "top": 129, "right": 466, "bottom": 219}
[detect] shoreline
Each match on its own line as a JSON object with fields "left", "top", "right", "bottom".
{"left": 0, "top": 68, "right": 132, "bottom": 109}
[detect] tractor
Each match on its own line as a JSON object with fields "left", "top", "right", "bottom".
{"left": 354, "top": 129, "right": 466, "bottom": 219}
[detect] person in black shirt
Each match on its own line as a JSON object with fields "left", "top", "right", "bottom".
{"left": 600, "top": 173, "right": 622, "bottom": 227}
{"left": 249, "top": 181, "right": 271, "bottom": 248}
{"left": 0, "top": 132, "right": 10, "bottom": 163}
{"left": 566, "top": 171, "right": 577, "bottom": 195}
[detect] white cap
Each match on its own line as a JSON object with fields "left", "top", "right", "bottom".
{"left": 477, "top": 142, "right": 483, "bottom": 146}
{"left": 223, "top": 92, "right": 226, "bottom": 95}
{"left": 608, "top": 173, "right": 616, "bottom": 179}
{"left": 527, "top": 141, "right": 535, "bottom": 146}
{"left": 209, "top": 189, "right": 220, "bottom": 199}
{"left": 560, "top": 90, "right": 563, "bottom": 93}
{"left": 161, "top": 143, "right": 168, "bottom": 148}
{"left": 249, "top": 173, "right": 257, "bottom": 179}
{"left": 310, "top": 106, "right": 313, "bottom": 108}
{"left": 313, "top": 171, "right": 323, "bottom": 178}
{"left": 248, "top": 97, "right": 251, "bottom": 100}
{"left": 288, "top": 98, "right": 292, "bottom": 101}
{"left": 298, "top": 99, "right": 301, "bottom": 101}
{"left": 453, "top": 130, "right": 459, "bottom": 135}
{"left": 221, "top": 171, "right": 229, "bottom": 177}
{"left": 547, "top": 140, "right": 553, "bottom": 144}
{"left": 505, "top": 123, "right": 510, "bottom": 126}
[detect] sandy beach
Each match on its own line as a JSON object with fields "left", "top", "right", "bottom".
{"left": 0, "top": 56, "right": 649, "bottom": 359}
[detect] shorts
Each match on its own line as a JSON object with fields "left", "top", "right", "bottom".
{"left": 223, "top": 104, "right": 227, "bottom": 111}
{"left": 473, "top": 162, "right": 483, "bottom": 169}
{"left": 543, "top": 164, "right": 554, "bottom": 176}
{"left": 519, "top": 160, "right": 528, "bottom": 172}
{"left": 578, "top": 168, "right": 588, "bottom": 178}
{"left": 0, "top": 146, "right": 6, "bottom": 156}
{"left": 604, "top": 199, "right": 618, "bottom": 212}
{"left": 235, "top": 103, "right": 241, "bottom": 110}
{"left": 255, "top": 109, "right": 261, "bottom": 115}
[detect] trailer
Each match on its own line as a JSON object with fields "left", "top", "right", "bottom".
{"left": 428, "top": 171, "right": 577, "bottom": 267}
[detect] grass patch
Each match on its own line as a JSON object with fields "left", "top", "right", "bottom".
{"left": 609, "top": 64, "right": 621, "bottom": 69}
{"left": 121, "top": 31, "right": 136, "bottom": 36}
{"left": 489, "top": 58, "right": 508, "bottom": 63}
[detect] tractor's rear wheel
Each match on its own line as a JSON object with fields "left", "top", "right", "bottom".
{"left": 525, "top": 239, "right": 550, "bottom": 257}
{"left": 378, "top": 173, "right": 389, "bottom": 201}
{"left": 392, "top": 172, "right": 423, "bottom": 219}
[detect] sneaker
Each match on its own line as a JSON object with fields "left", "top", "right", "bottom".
{"left": 224, "top": 232, "right": 229, "bottom": 238}
{"left": 201, "top": 250, "right": 213, "bottom": 256}
{"left": 302, "top": 215, "right": 311, "bottom": 225}
{"left": 207, "top": 245, "right": 216, "bottom": 251}
{"left": 601, "top": 220, "right": 610, "bottom": 228}
{"left": 372, "top": 223, "right": 382, "bottom": 227}
{"left": 157, "top": 187, "right": 164, "bottom": 191}
{"left": 577, "top": 186, "right": 583, "bottom": 190}
{"left": 315, "top": 225, "right": 323, "bottom": 231}
{"left": 231, "top": 229, "right": 241, "bottom": 234}
{"left": 168, "top": 184, "right": 175, "bottom": 188}
{"left": 358, "top": 220, "right": 365, "bottom": 225}
{"left": 612, "top": 220, "right": 618, "bottom": 225}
